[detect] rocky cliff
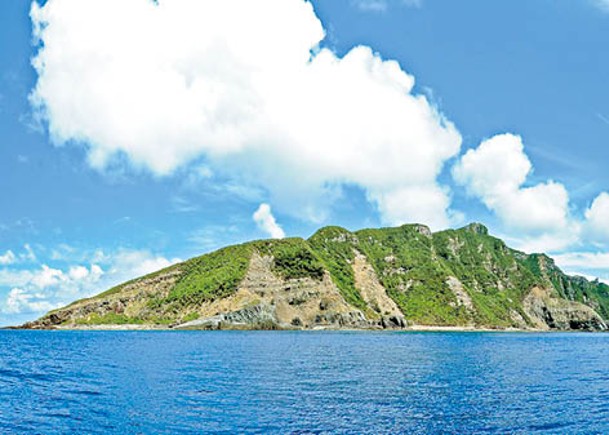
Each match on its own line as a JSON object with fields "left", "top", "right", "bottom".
{"left": 22, "top": 223, "right": 609, "bottom": 331}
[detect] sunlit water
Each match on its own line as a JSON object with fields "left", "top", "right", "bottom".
{"left": 1, "top": 330, "right": 609, "bottom": 434}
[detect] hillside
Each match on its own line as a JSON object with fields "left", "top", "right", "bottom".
{"left": 22, "top": 223, "right": 609, "bottom": 331}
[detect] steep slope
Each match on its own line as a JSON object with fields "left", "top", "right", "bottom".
{"left": 22, "top": 223, "right": 609, "bottom": 331}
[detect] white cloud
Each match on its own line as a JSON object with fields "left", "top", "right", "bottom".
{"left": 370, "top": 185, "right": 453, "bottom": 229}
{"left": 30, "top": 0, "right": 461, "bottom": 229}
{"left": 0, "top": 269, "right": 33, "bottom": 289}
{"left": 5, "top": 288, "right": 58, "bottom": 315}
{"left": 30, "top": 265, "right": 65, "bottom": 289}
{"left": 108, "top": 250, "right": 179, "bottom": 279}
{"left": 0, "top": 245, "right": 37, "bottom": 265}
{"left": 0, "top": 263, "right": 103, "bottom": 315}
{"left": 68, "top": 265, "right": 91, "bottom": 280}
{"left": 352, "top": 0, "right": 388, "bottom": 12}
{"left": 0, "top": 249, "right": 179, "bottom": 317}
{"left": 452, "top": 134, "right": 609, "bottom": 254}
{"left": 253, "top": 203, "right": 286, "bottom": 239}
{"left": 554, "top": 252, "right": 609, "bottom": 271}
{"left": 352, "top": 0, "right": 421, "bottom": 11}
{"left": 594, "top": 0, "right": 609, "bottom": 12}
{"left": 553, "top": 251, "right": 609, "bottom": 284}
{"left": 0, "top": 263, "right": 104, "bottom": 295}
{"left": 50, "top": 243, "right": 76, "bottom": 261}
{"left": 502, "top": 231, "right": 580, "bottom": 255}
{"left": 21, "top": 244, "right": 36, "bottom": 262}
{"left": 0, "top": 250, "right": 16, "bottom": 265}
{"left": 453, "top": 134, "right": 572, "bottom": 236}
{"left": 585, "top": 192, "right": 609, "bottom": 244}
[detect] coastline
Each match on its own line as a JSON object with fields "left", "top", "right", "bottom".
{"left": 7, "top": 323, "right": 546, "bottom": 332}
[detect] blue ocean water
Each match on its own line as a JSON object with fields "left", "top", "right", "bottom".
{"left": 1, "top": 331, "right": 609, "bottom": 434}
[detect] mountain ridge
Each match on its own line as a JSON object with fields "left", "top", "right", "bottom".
{"left": 21, "top": 223, "right": 609, "bottom": 331}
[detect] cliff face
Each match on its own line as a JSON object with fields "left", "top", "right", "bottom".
{"left": 22, "top": 223, "right": 609, "bottom": 331}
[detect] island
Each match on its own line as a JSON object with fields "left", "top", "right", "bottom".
{"left": 20, "top": 223, "right": 609, "bottom": 331}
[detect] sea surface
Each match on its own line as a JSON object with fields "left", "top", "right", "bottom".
{"left": 1, "top": 331, "right": 609, "bottom": 434}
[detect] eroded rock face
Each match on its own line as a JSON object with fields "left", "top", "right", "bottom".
{"left": 177, "top": 303, "right": 278, "bottom": 330}
{"left": 21, "top": 269, "right": 183, "bottom": 329}
{"left": 446, "top": 276, "right": 474, "bottom": 312}
{"left": 413, "top": 224, "right": 432, "bottom": 237}
{"left": 523, "top": 286, "right": 607, "bottom": 331}
{"left": 352, "top": 251, "right": 405, "bottom": 328}
{"left": 177, "top": 252, "right": 371, "bottom": 330}
{"left": 21, "top": 223, "right": 609, "bottom": 332}
{"left": 465, "top": 223, "right": 489, "bottom": 236}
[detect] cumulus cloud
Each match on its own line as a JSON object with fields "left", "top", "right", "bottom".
{"left": 30, "top": 264, "right": 67, "bottom": 289}
{"left": 253, "top": 203, "right": 286, "bottom": 239}
{"left": 108, "top": 250, "right": 178, "bottom": 279}
{"left": 453, "top": 134, "right": 572, "bottom": 236}
{"left": 0, "top": 263, "right": 104, "bottom": 314}
{"left": 30, "top": 0, "right": 461, "bottom": 228}
{"left": 502, "top": 232, "right": 580, "bottom": 256}
{"left": 371, "top": 185, "right": 455, "bottom": 229}
{"left": 5, "top": 288, "right": 58, "bottom": 315}
{"left": 452, "top": 134, "right": 609, "bottom": 254}
{"left": 554, "top": 252, "right": 609, "bottom": 271}
{"left": 0, "top": 250, "right": 16, "bottom": 265}
{"left": 553, "top": 251, "right": 609, "bottom": 284}
{"left": 0, "top": 245, "right": 37, "bottom": 266}
{"left": 585, "top": 192, "right": 609, "bottom": 244}
{"left": 0, "top": 249, "right": 179, "bottom": 317}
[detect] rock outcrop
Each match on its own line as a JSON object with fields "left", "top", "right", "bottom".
{"left": 352, "top": 251, "right": 405, "bottom": 328}
{"left": 22, "top": 223, "right": 609, "bottom": 331}
{"left": 523, "top": 286, "right": 607, "bottom": 331}
{"left": 176, "top": 252, "right": 370, "bottom": 329}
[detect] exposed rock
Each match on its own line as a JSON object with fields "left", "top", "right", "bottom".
{"left": 446, "top": 276, "right": 474, "bottom": 313}
{"left": 523, "top": 286, "right": 606, "bottom": 331}
{"left": 20, "top": 222, "right": 609, "bottom": 332}
{"left": 23, "top": 269, "right": 182, "bottom": 329}
{"left": 509, "top": 310, "right": 529, "bottom": 329}
{"left": 413, "top": 224, "right": 432, "bottom": 237}
{"left": 176, "top": 303, "right": 280, "bottom": 330}
{"left": 176, "top": 252, "right": 370, "bottom": 330}
{"left": 384, "top": 255, "right": 396, "bottom": 263}
{"left": 447, "top": 237, "right": 464, "bottom": 256}
{"left": 291, "top": 317, "right": 302, "bottom": 326}
{"left": 380, "top": 315, "right": 406, "bottom": 329}
{"left": 352, "top": 251, "right": 404, "bottom": 325}
{"left": 330, "top": 233, "right": 359, "bottom": 244}
{"left": 464, "top": 222, "right": 489, "bottom": 236}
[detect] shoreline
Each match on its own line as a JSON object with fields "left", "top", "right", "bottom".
{"left": 5, "top": 323, "right": 558, "bottom": 332}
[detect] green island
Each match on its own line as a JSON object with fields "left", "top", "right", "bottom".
{"left": 21, "top": 223, "right": 609, "bottom": 331}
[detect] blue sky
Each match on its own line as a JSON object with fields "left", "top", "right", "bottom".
{"left": 1, "top": 0, "right": 609, "bottom": 325}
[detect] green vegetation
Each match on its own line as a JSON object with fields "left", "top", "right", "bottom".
{"left": 525, "top": 253, "right": 609, "bottom": 319}
{"left": 254, "top": 238, "right": 325, "bottom": 280}
{"left": 55, "top": 259, "right": 183, "bottom": 313}
{"left": 308, "top": 226, "right": 367, "bottom": 311}
{"left": 157, "top": 243, "right": 254, "bottom": 314}
{"left": 32, "top": 222, "right": 609, "bottom": 329}
{"left": 355, "top": 225, "right": 469, "bottom": 325}
{"left": 74, "top": 313, "right": 145, "bottom": 325}
{"left": 98, "top": 242, "right": 256, "bottom": 323}
{"left": 431, "top": 226, "right": 537, "bottom": 327}
{"left": 182, "top": 312, "right": 200, "bottom": 323}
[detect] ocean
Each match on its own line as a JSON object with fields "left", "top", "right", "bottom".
{"left": 1, "top": 330, "right": 608, "bottom": 434}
